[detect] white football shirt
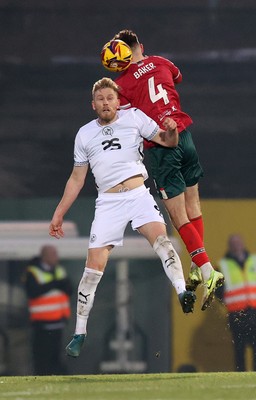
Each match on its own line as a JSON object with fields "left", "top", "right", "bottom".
{"left": 74, "top": 108, "right": 159, "bottom": 192}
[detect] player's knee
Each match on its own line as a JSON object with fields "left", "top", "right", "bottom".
{"left": 86, "top": 249, "right": 108, "bottom": 272}
{"left": 163, "top": 200, "right": 189, "bottom": 229}
{"left": 85, "top": 260, "right": 105, "bottom": 272}
{"left": 153, "top": 235, "right": 173, "bottom": 252}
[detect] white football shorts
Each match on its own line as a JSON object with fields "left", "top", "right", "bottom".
{"left": 88, "top": 185, "right": 165, "bottom": 248}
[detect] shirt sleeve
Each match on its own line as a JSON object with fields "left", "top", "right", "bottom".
{"left": 169, "top": 60, "right": 182, "bottom": 84}
{"left": 115, "top": 77, "right": 132, "bottom": 109}
{"left": 118, "top": 90, "right": 131, "bottom": 109}
{"left": 74, "top": 130, "right": 89, "bottom": 166}
{"left": 133, "top": 108, "right": 159, "bottom": 140}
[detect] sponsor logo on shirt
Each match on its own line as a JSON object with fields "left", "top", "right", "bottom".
{"left": 158, "top": 106, "right": 177, "bottom": 121}
{"left": 158, "top": 110, "right": 172, "bottom": 121}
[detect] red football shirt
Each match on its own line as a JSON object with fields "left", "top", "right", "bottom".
{"left": 115, "top": 55, "right": 193, "bottom": 148}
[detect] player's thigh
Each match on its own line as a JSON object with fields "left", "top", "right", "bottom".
{"left": 184, "top": 184, "right": 201, "bottom": 218}
{"left": 129, "top": 187, "right": 165, "bottom": 232}
{"left": 86, "top": 246, "right": 113, "bottom": 271}
{"left": 148, "top": 145, "right": 186, "bottom": 200}
{"left": 163, "top": 192, "right": 189, "bottom": 230}
{"left": 180, "top": 130, "right": 204, "bottom": 188}
{"left": 137, "top": 221, "right": 167, "bottom": 246}
{"left": 131, "top": 189, "right": 166, "bottom": 246}
{"left": 88, "top": 194, "right": 128, "bottom": 248}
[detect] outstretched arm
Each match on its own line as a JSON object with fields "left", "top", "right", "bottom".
{"left": 151, "top": 118, "right": 179, "bottom": 147}
{"left": 49, "top": 165, "right": 88, "bottom": 239}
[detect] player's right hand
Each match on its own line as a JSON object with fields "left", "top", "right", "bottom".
{"left": 49, "top": 218, "right": 64, "bottom": 239}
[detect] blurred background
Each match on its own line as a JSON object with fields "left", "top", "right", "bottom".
{"left": 0, "top": 0, "right": 256, "bottom": 375}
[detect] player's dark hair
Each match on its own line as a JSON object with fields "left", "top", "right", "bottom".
{"left": 113, "top": 29, "right": 140, "bottom": 49}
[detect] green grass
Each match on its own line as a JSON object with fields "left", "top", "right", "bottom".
{"left": 0, "top": 372, "right": 256, "bottom": 400}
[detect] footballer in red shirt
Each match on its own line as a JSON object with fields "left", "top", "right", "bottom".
{"left": 116, "top": 54, "right": 192, "bottom": 148}
{"left": 113, "top": 30, "right": 224, "bottom": 311}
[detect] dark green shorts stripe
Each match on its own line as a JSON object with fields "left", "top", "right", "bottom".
{"left": 148, "top": 130, "right": 204, "bottom": 199}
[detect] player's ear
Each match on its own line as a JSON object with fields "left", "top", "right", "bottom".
{"left": 117, "top": 98, "right": 120, "bottom": 109}
{"left": 92, "top": 100, "right": 96, "bottom": 110}
{"left": 140, "top": 43, "right": 144, "bottom": 54}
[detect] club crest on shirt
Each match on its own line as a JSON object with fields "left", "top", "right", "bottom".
{"left": 102, "top": 126, "right": 114, "bottom": 136}
{"left": 90, "top": 234, "right": 97, "bottom": 243}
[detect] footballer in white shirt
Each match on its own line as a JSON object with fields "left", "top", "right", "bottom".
{"left": 49, "top": 77, "right": 196, "bottom": 358}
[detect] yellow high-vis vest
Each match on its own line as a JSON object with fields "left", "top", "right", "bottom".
{"left": 27, "top": 265, "right": 71, "bottom": 321}
{"left": 219, "top": 255, "right": 256, "bottom": 312}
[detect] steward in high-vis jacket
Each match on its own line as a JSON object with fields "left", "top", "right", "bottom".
{"left": 24, "top": 245, "right": 72, "bottom": 375}
{"left": 218, "top": 234, "right": 256, "bottom": 372}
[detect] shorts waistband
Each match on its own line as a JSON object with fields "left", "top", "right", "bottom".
{"left": 98, "top": 184, "right": 147, "bottom": 200}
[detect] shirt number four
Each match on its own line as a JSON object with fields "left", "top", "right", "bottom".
{"left": 148, "top": 76, "right": 169, "bottom": 105}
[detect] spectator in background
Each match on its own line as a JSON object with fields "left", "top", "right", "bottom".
{"left": 24, "top": 245, "right": 72, "bottom": 375}
{"left": 218, "top": 234, "right": 256, "bottom": 371}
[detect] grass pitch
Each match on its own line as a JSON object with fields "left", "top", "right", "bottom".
{"left": 0, "top": 372, "right": 255, "bottom": 400}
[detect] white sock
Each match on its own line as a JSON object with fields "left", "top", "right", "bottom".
{"left": 153, "top": 235, "right": 186, "bottom": 295}
{"left": 75, "top": 267, "right": 103, "bottom": 335}
{"left": 172, "top": 278, "right": 186, "bottom": 295}
{"left": 200, "top": 262, "right": 214, "bottom": 281}
{"left": 190, "top": 261, "right": 197, "bottom": 271}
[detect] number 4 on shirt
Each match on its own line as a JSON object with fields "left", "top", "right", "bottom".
{"left": 148, "top": 76, "right": 169, "bottom": 105}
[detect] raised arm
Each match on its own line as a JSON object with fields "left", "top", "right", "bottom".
{"left": 49, "top": 165, "right": 88, "bottom": 239}
{"left": 151, "top": 117, "right": 179, "bottom": 147}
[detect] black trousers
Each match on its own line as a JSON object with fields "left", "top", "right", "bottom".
{"left": 229, "top": 309, "right": 256, "bottom": 371}
{"left": 32, "top": 323, "right": 66, "bottom": 375}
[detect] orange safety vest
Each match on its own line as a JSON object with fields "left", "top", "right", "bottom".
{"left": 27, "top": 265, "right": 71, "bottom": 322}
{"left": 219, "top": 255, "right": 256, "bottom": 312}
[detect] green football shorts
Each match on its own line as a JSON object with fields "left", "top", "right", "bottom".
{"left": 148, "top": 129, "right": 204, "bottom": 199}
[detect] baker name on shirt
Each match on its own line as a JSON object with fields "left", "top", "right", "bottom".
{"left": 133, "top": 62, "right": 156, "bottom": 79}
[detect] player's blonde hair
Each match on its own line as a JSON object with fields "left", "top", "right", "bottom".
{"left": 92, "top": 77, "right": 120, "bottom": 98}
